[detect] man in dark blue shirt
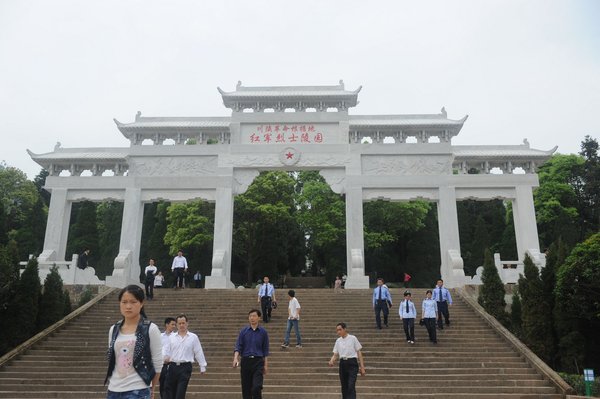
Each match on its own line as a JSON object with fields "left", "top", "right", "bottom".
{"left": 233, "top": 309, "right": 270, "bottom": 399}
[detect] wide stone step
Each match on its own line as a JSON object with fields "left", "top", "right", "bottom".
{"left": 0, "top": 288, "right": 568, "bottom": 398}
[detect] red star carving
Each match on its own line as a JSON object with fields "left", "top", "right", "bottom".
{"left": 286, "top": 152, "right": 294, "bottom": 159}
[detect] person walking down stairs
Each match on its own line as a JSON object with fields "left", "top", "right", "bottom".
{"left": 432, "top": 279, "right": 452, "bottom": 329}
{"left": 399, "top": 291, "right": 417, "bottom": 344}
{"left": 233, "top": 309, "right": 270, "bottom": 399}
{"left": 372, "top": 278, "right": 392, "bottom": 329}
{"left": 281, "top": 290, "right": 302, "bottom": 349}
{"left": 328, "top": 322, "right": 366, "bottom": 399}
{"left": 257, "top": 276, "right": 276, "bottom": 323}
{"left": 104, "top": 285, "right": 163, "bottom": 399}
{"left": 421, "top": 290, "right": 438, "bottom": 344}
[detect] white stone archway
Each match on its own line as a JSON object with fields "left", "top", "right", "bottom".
{"left": 29, "top": 82, "right": 555, "bottom": 288}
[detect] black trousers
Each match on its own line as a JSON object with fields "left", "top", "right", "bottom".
{"left": 424, "top": 317, "right": 437, "bottom": 342}
{"left": 403, "top": 318, "right": 415, "bottom": 341}
{"left": 339, "top": 358, "right": 358, "bottom": 399}
{"left": 145, "top": 278, "right": 154, "bottom": 299}
{"left": 374, "top": 300, "right": 389, "bottom": 328}
{"left": 437, "top": 301, "right": 450, "bottom": 328}
{"left": 240, "top": 357, "right": 264, "bottom": 399}
{"left": 159, "top": 363, "right": 168, "bottom": 398}
{"left": 260, "top": 297, "right": 272, "bottom": 322}
{"left": 164, "top": 362, "right": 192, "bottom": 399}
{"left": 174, "top": 268, "right": 185, "bottom": 288}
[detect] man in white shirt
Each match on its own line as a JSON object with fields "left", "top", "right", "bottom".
{"left": 163, "top": 314, "right": 207, "bottom": 399}
{"left": 171, "top": 250, "right": 188, "bottom": 289}
{"left": 328, "top": 322, "right": 366, "bottom": 399}
{"left": 144, "top": 259, "right": 157, "bottom": 300}
{"left": 159, "top": 317, "right": 176, "bottom": 399}
{"left": 281, "top": 290, "right": 302, "bottom": 348}
{"left": 257, "top": 276, "right": 276, "bottom": 323}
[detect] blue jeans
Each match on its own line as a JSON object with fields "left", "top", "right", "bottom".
{"left": 107, "top": 388, "right": 150, "bottom": 399}
{"left": 284, "top": 319, "right": 302, "bottom": 345}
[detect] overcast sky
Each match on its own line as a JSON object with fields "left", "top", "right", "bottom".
{"left": 1, "top": 0, "right": 599, "bottom": 178}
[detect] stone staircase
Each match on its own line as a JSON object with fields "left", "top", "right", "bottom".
{"left": 0, "top": 287, "right": 571, "bottom": 398}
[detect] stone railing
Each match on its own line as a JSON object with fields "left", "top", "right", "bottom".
{"left": 452, "top": 159, "right": 538, "bottom": 174}
{"left": 349, "top": 129, "right": 453, "bottom": 144}
{"left": 128, "top": 131, "right": 231, "bottom": 146}
{"left": 47, "top": 162, "right": 128, "bottom": 176}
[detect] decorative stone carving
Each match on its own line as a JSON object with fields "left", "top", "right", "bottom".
{"left": 319, "top": 169, "right": 346, "bottom": 194}
{"left": 362, "top": 156, "right": 452, "bottom": 175}
{"left": 233, "top": 169, "right": 260, "bottom": 195}
{"left": 279, "top": 147, "right": 301, "bottom": 166}
{"left": 129, "top": 156, "right": 217, "bottom": 176}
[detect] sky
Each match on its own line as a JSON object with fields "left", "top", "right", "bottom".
{"left": 1, "top": 0, "right": 599, "bottom": 179}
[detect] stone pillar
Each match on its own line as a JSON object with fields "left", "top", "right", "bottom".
{"left": 512, "top": 185, "right": 541, "bottom": 261}
{"left": 38, "top": 188, "right": 72, "bottom": 263}
{"left": 106, "top": 188, "right": 144, "bottom": 288}
{"left": 205, "top": 186, "right": 235, "bottom": 288}
{"left": 344, "top": 186, "right": 369, "bottom": 288}
{"left": 437, "top": 186, "right": 465, "bottom": 288}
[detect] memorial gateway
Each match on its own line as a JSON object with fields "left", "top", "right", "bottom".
{"left": 28, "top": 81, "right": 555, "bottom": 289}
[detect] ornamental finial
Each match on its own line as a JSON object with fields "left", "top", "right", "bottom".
{"left": 236, "top": 80, "right": 242, "bottom": 89}
{"left": 135, "top": 111, "right": 142, "bottom": 121}
{"left": 440, "top": 107, "right": 447, "bottom": 117}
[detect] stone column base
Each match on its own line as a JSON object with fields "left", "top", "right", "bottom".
{"left": 204, "top": 276, "right": 235, "bottom": 289}
{"left": 344, "top": 275, "right": 370, "bottom": 289}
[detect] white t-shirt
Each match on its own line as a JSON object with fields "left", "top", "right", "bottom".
{"left": 144, "top": 265, "right": 157, "bottom": 277}
{"left": 332, "top": 334, "right": 362, "bottom": 359}
{"left": 288, "top": 297, "right": 301, "bottom": 320}
{"left": 154, "top": 275, "right": 164, "bottom": 287}
{"left": 107, "top": 323, "right": 163, "bottom": 392}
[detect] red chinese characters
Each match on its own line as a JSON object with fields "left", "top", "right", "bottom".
{"left": 251, "top": 124, "right": 323, "bottom": 144}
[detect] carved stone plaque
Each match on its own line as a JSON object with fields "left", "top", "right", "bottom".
{"left": 362, "top": 155, "right": 452, "bottom": 175}
{"left": 129, "top": 156, "right": 218, "bottom": 176}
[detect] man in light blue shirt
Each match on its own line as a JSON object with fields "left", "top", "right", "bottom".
{"left": 432, "top": 279, "right": 452, "bottom": 329}
{"left": 257, "top": 276, "right": 276, "bottom": 323}
{"left": 372, "top": 278, "right": 392, "bottom": 329}
{"left": 399, "top": 291, "right": 417, "bottom": 344}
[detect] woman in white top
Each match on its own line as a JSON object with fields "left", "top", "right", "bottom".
{"left": 104, "top": 285, "right": 163, "bottom": 399}
{"left": 153, "top": 272, "right": 164, "bottom": 288}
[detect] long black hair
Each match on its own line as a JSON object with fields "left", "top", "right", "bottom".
{"left": 118, "top": 284, "right": 147, "bottom": 319}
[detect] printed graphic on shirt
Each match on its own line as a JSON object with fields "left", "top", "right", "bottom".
{"left": 115, "top": 338, "right": 136, "bottom": 377}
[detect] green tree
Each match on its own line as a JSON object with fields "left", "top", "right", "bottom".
{"left": 164, "top": 201, "right": 214, "bottom": 255}
{"left": 63, "top": 290, "right": 72, "bottom": 316}
{"left": 0, "top": 245, "right": 19, "bottom": 354}
{"left": 33, "top": 169, "right": 50, "bottom": 207}
{"left": 510, "top": 290, "right": 522, "bottom": 338}
{"left": 541, "top": 238, "right": 567, "bottom": 368}
{"left": 458, "top": 200, "right": 509, "bottom": 275}
{"left": 295, "top": 172, "right": 345, "bottom": 281}
{"left": 363, "top": 200, "right": 430, "bottom": 282}
{"left": 145, "top": 202, "right": 173, "bottom": 283}
{"left": 37, "top": 266, "right": 65, "bottom": 330}
{"left": 233, "top": 171, "right": 301, "bottom": 283}
{"left": 0, "top": 164, "right": 44, "bottom": 260}
{"left": 96, "top": 201, "right": 123, "bottom": 279}
{"left": 66, "top": 201, "right": 99, "bottom": 263}
{"left": 554, "top": 232, "right": 600, "bottom": 372}
{"left": 518, "top": 254, "right": 554, "bottom": 363}
{"left": 478, "top": 248, "right": 509, "bottom": 325}
{"left": 13, "top": 195, "right": 47, "bottom": 258}
{"left": 535, "top": 154, "right": 583, "bottom": 249}
{"left": 578, "top": 136, "right": 600, "bottom": 234}
{"left": 10, "top": 257, "right": 41, "bottom": 347}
